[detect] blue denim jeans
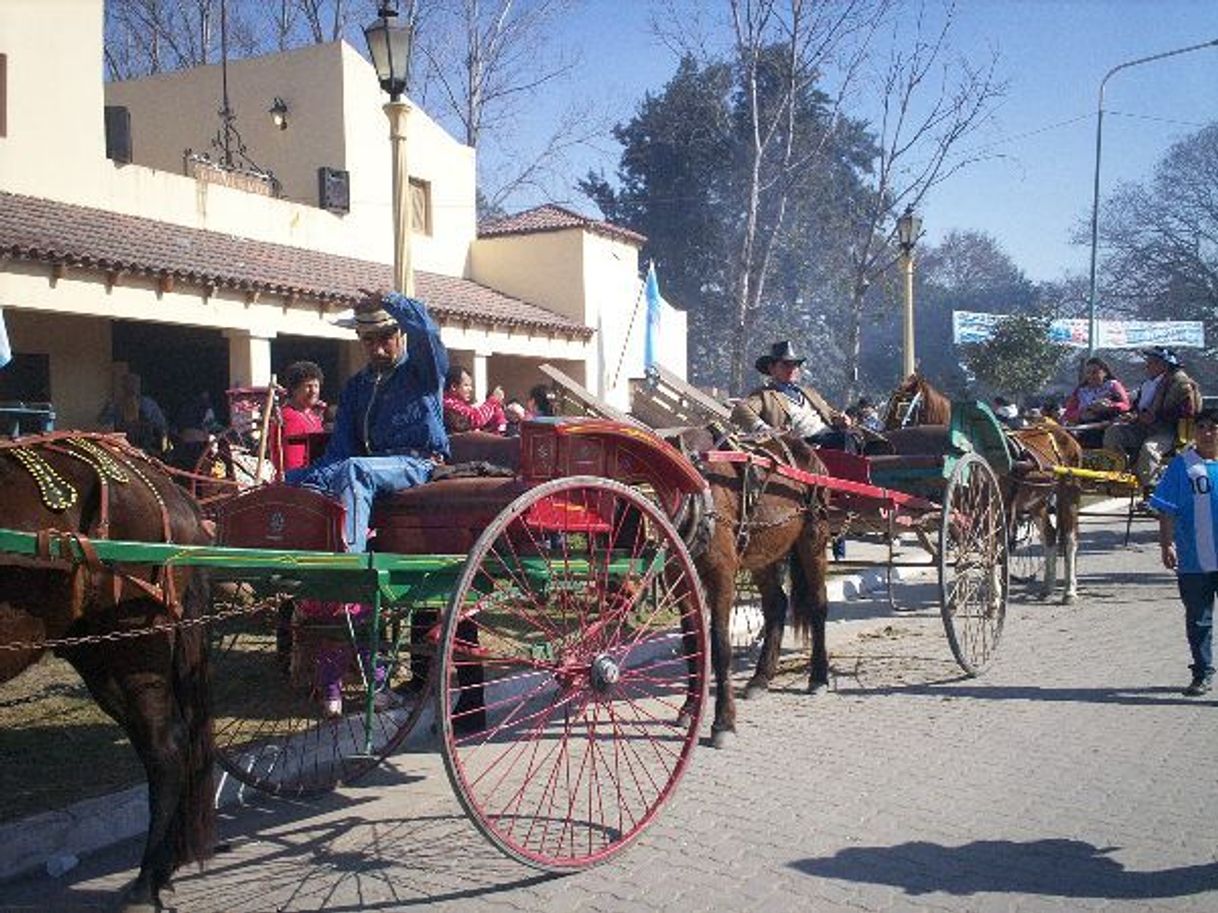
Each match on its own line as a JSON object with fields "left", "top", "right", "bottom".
{"left": 287, "top": 455, "right": 434, "bottom": 552}
{"left": 1177, "top": 572, "right": 1217, "bottom": 680}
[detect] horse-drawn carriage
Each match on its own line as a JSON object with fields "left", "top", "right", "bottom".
{"left": 576, "top": 364, "right": 1013, "bottom": 678}
{"left": 0, "top": 419, "right": 714, "bottom": 908}
{"left": 0, "top": 372, "right": 1025, "bottom": 910}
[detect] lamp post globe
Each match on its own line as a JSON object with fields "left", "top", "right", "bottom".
{"left": 897, "top": 205, "right": 922, "bottom": 254}
{"left": 363, "top": 4, "right": 412, "bottom": 102}
{"left": 364, "top": 3, "right": 414, "bottom": 295}
{"left": 896, "top": 205, "right": 922, "bottom": 379}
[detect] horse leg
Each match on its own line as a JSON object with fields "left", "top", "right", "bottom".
{"left": 743, "top": 563, "right": 786, "bottom": 700}
{"left": 792, "top": 523, "right": 831, "bottom": 694}
{"left": 701, "top": 562, "right": 739, "bottom": 749}
{"left": 1038, "top": 502, "right": 1058, "bottom": 600}
{"left": 1060, "top": 486, "right": 1081, "bottom": 604}
{"left": 68, "top": 629, "right": 195, "bottom": 913}
{"left": 676, "top": 569, "right": 701, "bottom": 729}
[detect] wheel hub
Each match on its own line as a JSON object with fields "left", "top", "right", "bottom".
{"left": 589, "top": 653, "right": 621, "bottom": 693}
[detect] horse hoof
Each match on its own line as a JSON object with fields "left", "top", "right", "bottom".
{"left": 807, "top": 679, "right": 828, "bottom": 695}
{"left": 710, "top": 728, "right": 734, "bottom": 749}
{"left": 1062, "top": 592, "right": 1078, "bottom": 605}
{"left": 743, "top": 679, "right": 768, "bottom": 700}
{"left": 1037, "top": 590, "right": 1052, "bottom": 602}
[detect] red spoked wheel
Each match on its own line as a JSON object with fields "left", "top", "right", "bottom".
{"left": 438, "top": 476, "right": 708, "bottom": 871}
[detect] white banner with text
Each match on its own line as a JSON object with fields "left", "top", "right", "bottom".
{"left": 952, "top": 311, "right": 1205, "bottom": 349}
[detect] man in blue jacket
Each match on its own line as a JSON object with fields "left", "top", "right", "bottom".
{"left": 287, "top": 290, "right": 449, "bottom": 551}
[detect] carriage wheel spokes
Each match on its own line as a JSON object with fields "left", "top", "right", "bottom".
{"left": 209, "top": 596, "right": 433, "bottom": 797}
{"left": 439, "top": 476, "right": 708, "bottom": 871}
{"left": 1008, "top": 512, "right": 1045, "bottom": 584}
{"left": 939, "top": 453, "right": 1008, "bottom": 676}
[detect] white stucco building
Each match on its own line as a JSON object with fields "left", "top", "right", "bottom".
{"left": 0, "top": 0, "right": 685, "bottom": 431}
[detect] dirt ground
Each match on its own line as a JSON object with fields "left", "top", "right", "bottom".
{"left": 0, "top": 655, "right": 142, "bottom": 823}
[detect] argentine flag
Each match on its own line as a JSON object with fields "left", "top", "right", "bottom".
{"left": 643, "top": 261, "right": 666, "bottom": 369}
{"left": 0, "top": 307, "right": 11, "bottom": 369}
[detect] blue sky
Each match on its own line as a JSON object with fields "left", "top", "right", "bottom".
{"left": 498, "top": 0, "right": 1218, "bottom": 284}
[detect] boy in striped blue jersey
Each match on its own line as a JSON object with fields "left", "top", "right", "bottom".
{"left": 1150, "top": 407, "right": 1218, "bottom": 696}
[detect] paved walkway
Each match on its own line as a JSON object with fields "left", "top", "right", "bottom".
{"left": 4, "top": 511, "right": 1216, "bottom": 913}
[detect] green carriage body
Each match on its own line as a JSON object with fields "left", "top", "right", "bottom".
{"left": 868, "top": 400, "right": 1012, "bottom": 496}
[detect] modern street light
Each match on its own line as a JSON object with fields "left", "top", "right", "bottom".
{"left": 896, "top": 205, "right": 923, "bottom": 379}
{"left": 1085, "top": 38, "right": 1218, "bottom": 356}
{"left": 364, "top": 2, "right": 414, "bottom": 296}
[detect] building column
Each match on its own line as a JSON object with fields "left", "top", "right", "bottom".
{"left": 337, "top": 339, "right": 363, "bottom": 386}
{"left": 473, "top": 350, "right": 491, "bottom": 399}
{"left": 223, "top": 329, "right": 275, "bottom": 388}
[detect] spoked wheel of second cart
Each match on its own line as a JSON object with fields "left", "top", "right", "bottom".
{"left": 209, "top": 595, "right": 433, "bottom": 798}
{"left": 1008, "top": 512, "right": 1046, "bottom": 586}
{"left": 939, "top": 452, "right": 1009, "bottom": 676}
{"left": 438, "top": 476, "right": 709, "bottom": 871}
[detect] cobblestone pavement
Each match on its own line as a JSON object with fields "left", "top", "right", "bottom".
{"left": 4, "top": 511, "right": 1217, "bottom": 912}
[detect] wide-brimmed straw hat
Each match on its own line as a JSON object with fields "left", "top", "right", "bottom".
{"left": 334, "top": 289, "right": 400, "bottom": 337}
{"left": 755, "top": 340, "right": 805, "bottom": 373}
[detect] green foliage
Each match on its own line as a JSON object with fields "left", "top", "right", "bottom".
{"left": 579, "top": 52, "right": 877, "bottom": 394}
{"left": 913, "top": 230, "right": 1037, "bottom": 393}
{"left": 960, "top": 315, "right": 1068, "bottom": 398}
{"left": 1097, "top": 121, "right": 1218, "bottom": 389}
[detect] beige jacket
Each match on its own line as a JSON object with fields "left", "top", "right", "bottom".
{"left": 732, "top": 383, "right": 839, "bottom": 433}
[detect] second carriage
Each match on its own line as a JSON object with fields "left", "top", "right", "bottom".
{"left": 564, "top": 364, "right": 1012, "bottom": 677}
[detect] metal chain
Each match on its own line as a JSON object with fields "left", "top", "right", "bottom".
{"left": 0, "top": 596, "right": 279, "bottom": 653}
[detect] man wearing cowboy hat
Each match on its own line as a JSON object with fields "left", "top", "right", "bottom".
{"left": 731, "top": 340, "right": 858, "bottom": 452}
{"left": 1102, "top": 346, "right": 1201, "bottom": 488}
{"left": 287, "top": 290, "right": 449, "bottom": 551}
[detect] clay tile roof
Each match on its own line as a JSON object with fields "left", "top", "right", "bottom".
{"left": 0, "top": 191, "right": 592, "bottom": 340}
{"left": 479, "top": 203, "right": 646, "bottom": 246}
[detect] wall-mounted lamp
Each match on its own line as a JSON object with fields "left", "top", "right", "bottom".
{"left": 269, "top": 97, "right": 289, "bottom": 131}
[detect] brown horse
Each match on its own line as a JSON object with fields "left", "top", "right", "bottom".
{"left": 0, "top": 434, "right": 214, "bottom": 913}
{"left": 883, "top": 373, "right": 952, "bottom": 430}
{"left": 885, "top": 375, "right": 1086, "bottom": 604}
{"left": 1004, "top": 422, "right": 1085, "bottom": 602}
{"left": 676, "top": 429, "right": 831, "bottom": 748}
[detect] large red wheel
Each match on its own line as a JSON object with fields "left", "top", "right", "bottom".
{"left": 438, "top": 476, "right": 708, "bottom": 870}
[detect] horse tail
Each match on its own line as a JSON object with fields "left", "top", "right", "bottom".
{"left": 789, "top": 549, "right": 812, "bottom": 645}
{"left": 171, "top": 570, "right": 216, "bottom": 869}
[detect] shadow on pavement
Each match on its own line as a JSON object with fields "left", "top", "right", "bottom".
{"left": 834, "top": 681, "right": 1218, "bottom": 707}
{"left": 789, "top": 837, "right": 1218, "bottom": 899}
{"left": 181, "top": 811, "right": 555, "bottom": 911}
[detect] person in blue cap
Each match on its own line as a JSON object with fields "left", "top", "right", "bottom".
{"left": 1102, "top": 346, "right": 1201, "bottom": 490}
{"left": 287, "top": 290, "right": 449, "bottom": 552}
{"left": 1150, "top": 406, "right": 1218, "bottom": 696}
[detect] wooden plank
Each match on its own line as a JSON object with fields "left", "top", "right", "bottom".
{"left": 538, "top": 363, "right": 644, "bottom": 427}
{"left": 649, "top": 364, "right": 732, "bottom": 420}
{"left": 629, "top": 364, "right": 731, "bottom": 431}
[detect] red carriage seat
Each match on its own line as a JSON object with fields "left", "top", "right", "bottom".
{"left": 371, "top": 420, "right": 706, "bottom": 555}
{"left": 215, "top": 483, "right": 347, "bottom": 551}
{"left": 372, "top": 477, "right": 531, "bottom": 554}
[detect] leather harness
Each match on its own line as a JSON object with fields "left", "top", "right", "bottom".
{"left": 0, "top": 432, "right": 183, "bottom": 615}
